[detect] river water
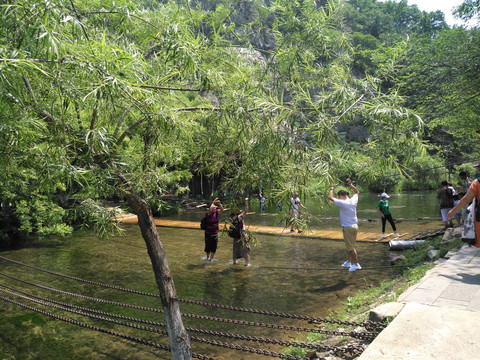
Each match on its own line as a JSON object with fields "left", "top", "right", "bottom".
{"left": 0, "top": 191, "right": 445, "bottom": 359}
{"left": 159, "top": 191, "right": 442, "bottom": 315}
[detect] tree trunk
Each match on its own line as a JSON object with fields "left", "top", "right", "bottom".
{"left": 123, "top": 189, "right": 191, "bottom": 359}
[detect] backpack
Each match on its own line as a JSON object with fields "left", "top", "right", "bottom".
{"left": 228, "top": 217, "right": 242, "bottom": 238}
{"left": 200, "top": 216, "right": 207, "bottom": 230}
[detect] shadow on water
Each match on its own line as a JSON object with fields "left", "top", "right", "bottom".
{"left": 154, "top": 191, "right": 443, "bottom": 318}
{"left": 307, "top": 279, "right": 348, "bottom": 294}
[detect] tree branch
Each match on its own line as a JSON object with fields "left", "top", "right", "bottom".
{"left": 140, "top": 84, "right": 217, "bottom": 92}
{"left": 172, "top": 106, "right": 221, "bottom": 112}
{"left": 23, "top": 76, "right": 62, "bottom": 124}
{"left": 69, "top": 0, "right": 90, "bottom": 42}
{"left": 337, "top": 94, "right": 365, "bottom": 121}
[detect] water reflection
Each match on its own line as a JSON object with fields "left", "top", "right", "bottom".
{"left": 151, "top": 227, "right": 392, "bottom": 318}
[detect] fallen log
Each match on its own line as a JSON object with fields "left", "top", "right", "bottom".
{"left": 389, "top": 240, "right": 425, "bottom": 250}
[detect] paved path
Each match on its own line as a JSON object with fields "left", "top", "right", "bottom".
{"left": 359, "top": 245, "right": 480, "bottom": 359}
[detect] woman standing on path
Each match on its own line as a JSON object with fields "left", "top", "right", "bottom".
{"left": 230, "top": 198, "right": 250, "bottom": 266}
{"left": 377, "top": 192, "right": 400, "bottom": 239}
{"left": 204, "top": 198, "right": 224, "bottom": 261}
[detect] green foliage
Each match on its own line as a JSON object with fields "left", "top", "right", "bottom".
{"left": 340, "top": 0, "right": 448, "bottom": 45}
{"left": 454, "top": 0, "right": 480, "bottom": 22}
{"left": 0, "top": 0, "right": 451, "bottom": 245}
{"left": 147, "top": 198, "right": 180, "bottom": 217}
{"left": 0, "top": 195, "right": 72, "bottom": 248}
{"left": 67, "top": 199, "right": 123, "bottom": 239}
{"left": 14, "top": 197, "right": 72, "bottom": 237}
{"left": 396, "top": 155, "right": 446, "bottom": 191}
{"left": 453, "top": 162, "right": 476, "bottom": 185}
{"left": 395, "top": 28, "right": 480, "bottom": 164}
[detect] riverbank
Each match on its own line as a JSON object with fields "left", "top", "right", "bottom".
{"left": 284, "top": 228, "right": 466, "bottom": 359}
{"left": 359, "top": 243, "right": 480, "bottom": 359}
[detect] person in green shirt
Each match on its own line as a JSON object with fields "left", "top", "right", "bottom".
{"left": 377, "top": 193, "right": 400, "bottom": 239}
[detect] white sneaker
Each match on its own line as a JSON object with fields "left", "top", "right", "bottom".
{"left": 381, "top": 234, "right": 386, "bottom": 239}
{"left": 394, "top": 233, "right": 400, "bottom": 238}
{"left": 342, "top": 260, "right": 351, "bottom": 268}
{"left": 349, "top": 263, "right": 362, "bottom": 272}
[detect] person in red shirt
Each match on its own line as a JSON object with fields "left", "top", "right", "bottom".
{"left": 204, "top": 198, "right": 224, "bottom": 261}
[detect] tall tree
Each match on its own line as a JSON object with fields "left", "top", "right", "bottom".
{"left": 0, "top": 0, "right": 426, "bottom": 357}
{"left": 394, "top": 28, "right": 480, "bottom": 164}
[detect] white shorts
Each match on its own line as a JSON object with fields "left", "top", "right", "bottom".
{"left": 440, "top": 208, "right": 452, "bottom": 222}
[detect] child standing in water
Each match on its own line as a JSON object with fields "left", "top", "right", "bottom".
{"left": 377, "top": 193, "right": 400, "bottom": 239}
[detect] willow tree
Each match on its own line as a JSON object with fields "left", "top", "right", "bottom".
{"left": 393, "top": 27, "right": 480, "bottom": 165}
{"left": 0, "top": 0, "right": 222, "bottom": 358}
{"left": 0, "top": 0, "right": 424, "bottom": 358}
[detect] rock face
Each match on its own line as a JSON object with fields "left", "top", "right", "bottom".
{"left": 191, "top": 0, "right": 276, "bottom": 51}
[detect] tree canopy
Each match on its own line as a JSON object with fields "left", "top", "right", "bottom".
{"left": 0, "top": 0, "right": 428, "bottom": 242}
{"left": 2, "top": 0, "right": 480, "bottom": 357}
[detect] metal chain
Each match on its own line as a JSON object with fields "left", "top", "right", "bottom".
{"left": 0, "top": 288, "right": 311, "bottom": 360}
{"left": 180, "top": 298, "right": 385, "bottom": 331}
{"left": 0, "top": 294, "right": 214, "bottom": 360}
{"left": 0, "top": 255, "right": 386, "bottom": 330}
{"left": 0, "top": 282, "right": 365, "bottom": 356}
{"left": 0, "top": 271, "right": 380, "bottom": 341}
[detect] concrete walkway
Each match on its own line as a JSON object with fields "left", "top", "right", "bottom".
{"left": 359, "top": 245, "right": 480, "bottom": 359}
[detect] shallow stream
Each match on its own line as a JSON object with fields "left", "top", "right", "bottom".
{"left": 0, "top": 191, "right": 446, "bottom": 359}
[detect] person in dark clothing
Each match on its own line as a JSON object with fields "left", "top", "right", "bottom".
{"left": 204, "top": 198, "right": 224, "bottom": 261}
{"left": 230, "top": 198, "right": 250, "bottom": 266}
{"left": 437, "top": 181, "right": 454, "bottom": 229}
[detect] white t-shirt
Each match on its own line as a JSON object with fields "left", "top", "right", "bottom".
{"left": 333, "top": 194, "right": 358, "bottom": 227}
{"left": 290, "top": 197, "right": 300, "bottom": 212}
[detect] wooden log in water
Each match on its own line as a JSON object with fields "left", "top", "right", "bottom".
{"left": 113, "top": 212, "right": 443, "bottom": 243}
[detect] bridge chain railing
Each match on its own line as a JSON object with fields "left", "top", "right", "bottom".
{"left": 0, "top": 255, "right": 385, "bottom": 332}
{"left": 0, "top": 271, "right": 380, "bottom": 342}
{"left": 0, "top": 287, "right": 312, "bottom": 360}
{"left": 0, "top": 294, "right": 214, "bottom": 360}
{"left": 0, "top": 282, "right": 364, "bottom": 356}
{"left": 0, "top": 255, "right": 386, "bottom": 358}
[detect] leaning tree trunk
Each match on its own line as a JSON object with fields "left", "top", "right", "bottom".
{"left": 123, "top": 189, "right": 191, "bottom": 359}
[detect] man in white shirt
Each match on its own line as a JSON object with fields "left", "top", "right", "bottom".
{"left": 328, "top": 179, "right": 361, "bottom": 272}
{"left": 290, "top": 191, "right": 307, "bottom": 232}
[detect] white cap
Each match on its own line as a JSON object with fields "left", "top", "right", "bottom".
{"left": 381, "top": 192, "right": 390, "bottom": 198}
